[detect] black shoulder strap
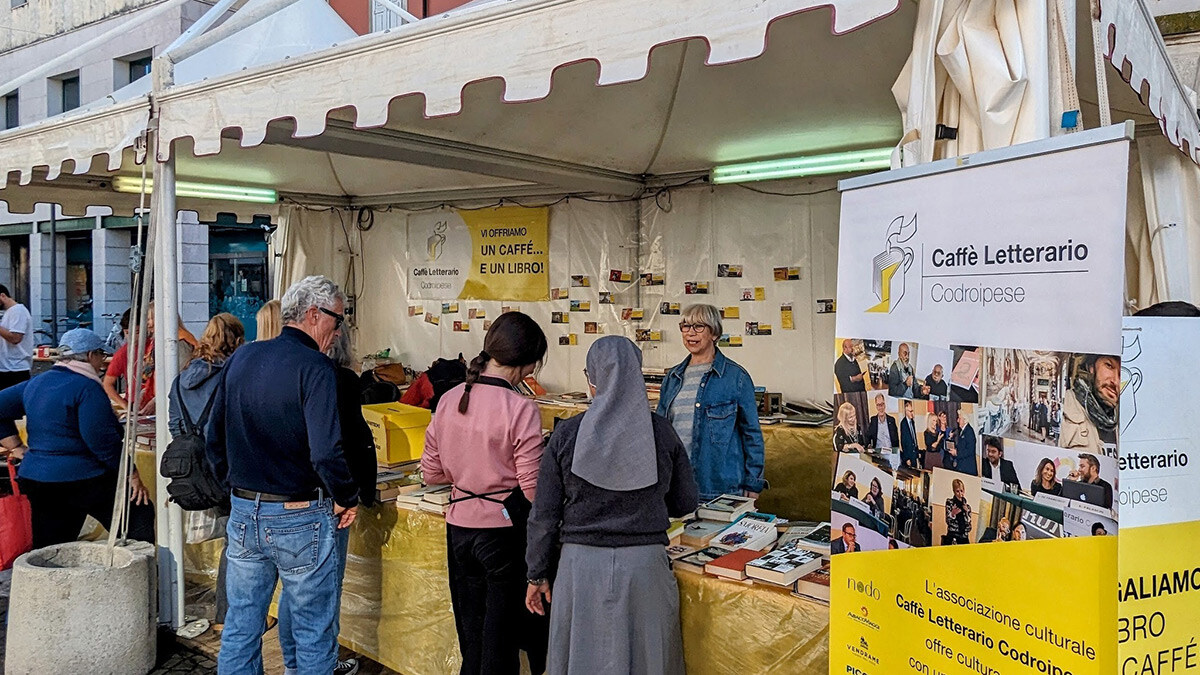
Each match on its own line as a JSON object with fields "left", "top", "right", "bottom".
{"left": 173, "top": 377, "right": 195, "bottom": 431}
{"left": 175, "top": 377, "right": 219, "bottom": 436}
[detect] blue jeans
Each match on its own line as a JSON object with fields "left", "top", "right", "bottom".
{"left": 218, "top": 495, "right": 340, "bottom": 675}
{"left": 280, "top": 523, "right": 350, "bottom": 672}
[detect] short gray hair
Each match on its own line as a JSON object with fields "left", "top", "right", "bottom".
{"left": 681, "top": 303, "right": 722, "bottom": 337}
{"left": 281, "top": 275, "right": 345, "bottom": 324}
{"left": 326, "top": 327, "right": 352, "bottom": 368}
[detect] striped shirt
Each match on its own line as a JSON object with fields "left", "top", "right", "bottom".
{"left": 668, "top": 364, "right": 709, "bottom": 458}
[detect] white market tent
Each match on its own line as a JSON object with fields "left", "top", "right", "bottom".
{"left": 0, "top": 0, "right": 1198, "bottom": 628}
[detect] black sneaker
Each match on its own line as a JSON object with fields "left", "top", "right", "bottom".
{"left": 334, "top": 658, "right": 360, "bottom": 675}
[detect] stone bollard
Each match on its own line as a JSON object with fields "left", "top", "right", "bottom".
{"left": 5, "top": 541, "right": 157, "bottom": 675}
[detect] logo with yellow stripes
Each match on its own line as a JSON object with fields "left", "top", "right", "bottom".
{"left": 867, "top": 215, "right": 917, "bottom": 314}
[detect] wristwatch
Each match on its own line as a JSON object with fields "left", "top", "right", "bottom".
{"left": 527, "top": 577, "right": 547, "bottom": 586}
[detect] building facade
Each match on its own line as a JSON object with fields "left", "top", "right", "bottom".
{"left": 0, "top": 0, "right": 358, "bottom": 340}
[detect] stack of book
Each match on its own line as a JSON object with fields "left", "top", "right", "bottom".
{"left": 666, "top": 503, "right": 834, "bottom": 602}
{"left": 395, "top": 484, "right": 451, "bottom": 512}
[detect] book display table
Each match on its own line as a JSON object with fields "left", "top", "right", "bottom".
{"left": 147, "top": 415, "right": 835, "bottom": 674}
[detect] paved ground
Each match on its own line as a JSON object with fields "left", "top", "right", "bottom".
{"left": 0, "top": 570, "right": 398, "bottom": 674}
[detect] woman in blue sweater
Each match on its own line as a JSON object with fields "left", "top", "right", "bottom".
{"left": 0, "top": 329, "right": 153, "bottom": 548}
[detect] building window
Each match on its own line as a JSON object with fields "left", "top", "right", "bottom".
{"left": 61, "top": 76, "right": 80, "bottom": 112}
{"left": 3, "top": 93, "right": 17, "bottom": 130}
{"left": 128, "top": 56, "right": 152, "bottom": 84}
{"left": 48, "top": 72, "right": 81, "bottom": 116}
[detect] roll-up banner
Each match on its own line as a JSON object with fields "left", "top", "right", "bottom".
{"left": 1117, "top": 316, "right": 1200, "bottom": 674}
{"left": 830, "top": 131, "right": 1131, "bottom": 675}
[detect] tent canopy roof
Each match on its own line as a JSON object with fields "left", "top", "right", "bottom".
{"left": 0, "top": 0, "right": 1194, "bottom": 216}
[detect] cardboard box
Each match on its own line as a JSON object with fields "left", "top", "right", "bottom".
{"left": 361, "top": 402, "right": 432, "bottom": 466}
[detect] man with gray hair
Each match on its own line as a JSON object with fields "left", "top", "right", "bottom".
{"left": 207, "top": 275, "right": 361, "bottom": 675}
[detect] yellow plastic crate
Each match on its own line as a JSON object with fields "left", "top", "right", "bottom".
{"left": 361, "top": 402, "right": 432, "bottom": 465}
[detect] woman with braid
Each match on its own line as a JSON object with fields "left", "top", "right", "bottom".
{"left": 421, "top": 311, "right": 549, "bottom": 675}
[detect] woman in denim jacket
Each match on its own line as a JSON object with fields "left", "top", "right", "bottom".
{"left": 656, "top": 304, "right": 766, "bottom": 500}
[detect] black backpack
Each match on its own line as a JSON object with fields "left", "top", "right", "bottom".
{"left": 159, "top": 379, "right": 226, "bottom": 511}
{"left": 427, "top": 357, "right": 467, "bottom": 412}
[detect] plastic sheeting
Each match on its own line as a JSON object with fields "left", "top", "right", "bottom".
{"left": 276, "top": 180, "right": 841, "bottom": 404}
{"left": 540, "top": 403, "right": 834, "bottom": 522}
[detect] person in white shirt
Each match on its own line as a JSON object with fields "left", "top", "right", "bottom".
{"left": 0, "top": 285, "right": 33, "bottom": 389}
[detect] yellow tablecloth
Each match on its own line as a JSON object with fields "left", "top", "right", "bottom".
{"left": 338, "top": 507, "right": 830, "bottom": 675}
{"left": 539, "top": 404, "right": 834, "bottom": 522}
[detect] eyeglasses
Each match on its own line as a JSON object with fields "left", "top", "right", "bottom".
{"left": 678, "top": 323, "right": 708, "bottom": 333}
{"left": 318, "top": 307, "right": 345, "bottom": 329}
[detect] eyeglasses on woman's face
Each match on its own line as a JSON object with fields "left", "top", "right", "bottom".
{"left": 678, "top": 322, "right": 709, "bottom": 334}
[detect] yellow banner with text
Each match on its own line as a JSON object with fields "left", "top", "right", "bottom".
{"left": 831, "top": 537, "right": 1115, "bottom": 675}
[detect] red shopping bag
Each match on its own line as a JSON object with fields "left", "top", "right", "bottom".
{"left": 0, "top": 461, "right": 32, "bottom": 569}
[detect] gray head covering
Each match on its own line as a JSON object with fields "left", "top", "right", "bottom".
{"left": 571, "top": 336, "right": 658, "bottom": 492}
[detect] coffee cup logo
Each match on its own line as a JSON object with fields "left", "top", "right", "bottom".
{"left": 867, "top": 215, "right": 916, "bottom": 313}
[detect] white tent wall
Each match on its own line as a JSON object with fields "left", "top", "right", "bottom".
{"left": 1133, "top": 132, "right": 1200, "bottom": 304}
{"left": 273, "top": 179, "right": 841, "bottom": 404}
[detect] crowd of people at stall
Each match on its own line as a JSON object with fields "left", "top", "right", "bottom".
{"left": 0, "top": 271, "right": 776, "bottom": 675}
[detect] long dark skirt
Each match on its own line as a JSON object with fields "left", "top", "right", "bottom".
{"left": 549, "top": 543, "right": 684, "bottom": 675}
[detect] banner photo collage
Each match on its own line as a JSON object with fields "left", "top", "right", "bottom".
{"left": 829, "top": 138, "right": 1131, "bottom": 674}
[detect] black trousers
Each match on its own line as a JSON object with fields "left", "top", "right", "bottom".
{"left": 19, "top": 472, "right": 155, "bottom": 549}
{"left": 447, "top": 523, "right": 543, "bottom": 675}
{"left": 0, "top": 370, "right": 30, "bottom": 392}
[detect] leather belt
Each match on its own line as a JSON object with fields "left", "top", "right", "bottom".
{"left": 232, "top": 488, "right": 322, "bottom": 503}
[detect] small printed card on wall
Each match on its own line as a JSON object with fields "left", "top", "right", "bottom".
{"left": 442, "top": 302, "right": 460, "bottom": 314}
{"left": 610, "top": 269, "right": 633, "bottom": 283}
{"left": 721, "top": 306, "right": 740, "bottom": 319}
{"left": 816, "top": 298, "right": 836, "bottom": 314}
{"left": 598, "top": 291, "right": 614, "bottom": 304}
{"left": 660, "top": 302, "right": 681, "bottom": 315}
{"left": 781, "top": 304, "right": 795, "bottom": 330}
{"left": 718, "top": 334, "right": 744, "bottom": 347}
{"left": 551, "top": 288, "right": 569, "bottom": 300}
{"left": 408, "top": 305, "right": 423, "bottom": 317}
{"left": 684, "top": 281, "right": 710, "bottom": 295}
{"left": 501, "top": 305, "right": 519, "bottom": 314}
{"left": 746, "top": 322, "right": 772, "bottom": 336}
{"left": 640, "top": 273, "right": 665, "bottom": 286}
{"left": 558, "top": 334, "right": 579, "bottom": 346}
{"left": 483, "top": 319, "right": 493, "bottom": 331}
{"left": 622, "top": 308, "right": 646, "bottom": 321}
{"left": 635, "top": 329, "right": 663, "bottom": 342}
{"left": 584, "top": 322, "right": 602, "bottom": 334}
{"left": 740, "top": 287, "right": 766, "bottom": 301}
{"left": 551, "top": 312, "right": 569, "bottom": 324}
{"left": 570, "top": 300, "right": 592, "bottom": 312}
{"left": 468, "top": 308, "right": 486, "bottom": 320}
{"left": 570, "top": 275, "right": 591, "bottom": 288}
{"left": 452, "top": 321, "right": 469, "bottom": 332}
{"left": 717, "top": 264, "right": 743, "bottom": 278}
{"left": 425, "top": 313, "right": 440, "bottom": 326}
{"left": 773, "top": 266, "right": 802, "bottom": 281}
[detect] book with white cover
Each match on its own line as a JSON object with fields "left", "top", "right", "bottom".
{"left": 710, "top": 513, "right": 778, "bottom": 551}
{"left": 680, "top": 520, "right": 729, "bottom": 548}
{"left": 395, "top": 484, "right": 450, "bottom": 507}
{"left": 696, "top": 494, "right": 756, "bottom": 522}
{"left": 777, "top": 522, "right": 832, "bottom": 551}
{"left": 746, "top": 546, "right": 822, "bottom": 586}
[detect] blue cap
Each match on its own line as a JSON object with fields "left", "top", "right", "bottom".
{"left": 58, "top": 328, "right": 111, "bottom": 356}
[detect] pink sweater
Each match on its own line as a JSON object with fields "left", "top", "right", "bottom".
{"left": 421, "top": 382, "right": 544, "bottom": 529}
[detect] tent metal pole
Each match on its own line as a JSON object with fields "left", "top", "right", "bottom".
{"left": 149, "top": 56, "right": 186, "bottom": 631}
{"left": 48, "top": 207, "right": 57, "bottom": 341}
{"left": 161, "top": 0, "right": 241, "bottom": 57}
{"left": 165, "top": 0, "right": 307, "bottom": 64}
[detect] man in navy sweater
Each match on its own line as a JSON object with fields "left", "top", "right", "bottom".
{"left": 207, "top": 275, "right": 360, "bottom": 675}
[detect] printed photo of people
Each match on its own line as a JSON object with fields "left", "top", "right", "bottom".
{"left": 831, "top": 513, "right": 889, "bottom": 554}
{"left": 911, "top": 345, "right": 951, "bottom": 401}
{"left": 891, "top": 471, "right": 933, "bottom": 547}
{"left": 886, "top": 341, "right": 923, "bottom": 399}
{"left": 949, "top": 345, "right": 981, "bottom": 403}
{"left": 930, "top": 469, "right": 983, "bottom": 546}
{"left": 832, "top": 454, "right": 896, "bottom": 526}
{"left": 833, "top": 392, "right": 869, "bottom": 454}
{"left": 979, "top": 348, "right": 1068, "bottom": 446}
{"left": 832, "top": 338, "right": 894, "bottom": 393}
{"left": 1059, "top": 353, "right": 1120, "bottom": 458}
{"left": 1062, "top": 508, "right": 1116, "bottom": 538}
